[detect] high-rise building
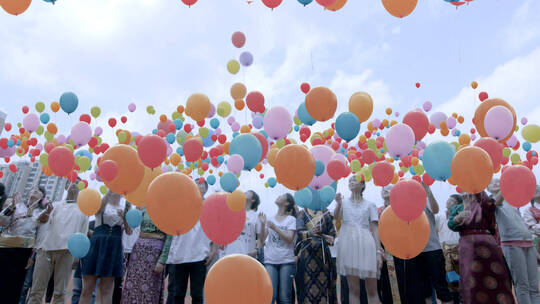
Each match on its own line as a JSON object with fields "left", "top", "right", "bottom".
{"left": 0, "top": 110, "right": 6, "bottom": 137}
{"left": 0, "top": 161, "right": 67, "bottom": 203}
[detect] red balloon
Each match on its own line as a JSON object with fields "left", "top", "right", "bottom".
{"left": 403, "top": 110, "right": 429, "bottom": 141}
{"left": 231, "top": 31, "right": 246, "bottom": 48}
{"left": 474, "top": 138, "right": 503, "bottom": 169}
{"left": 108, "top": 118, "right": 117, "bottom": 128}
{"left": 415, "top": 82, "right": 420, "bottom": 88}
{"left": 121, "top": 116, "right": 127, "bottom": 124}
{"left": 138, "top": 135, "right": 167, "bottom": 168}
{"left": 315, "top": 0, "right": 337, "bottom": 5}
{"left": 99, "top": 160, "right": 119, "bottom": 182}
{"left": 479, "top": 91, "right": 489, "bottom": 102}
{"left": 422, "top": 173, "right": 435, "bottom": 186}
{"left": 372, "top": 162, "right": 394, "bottom": 186}
{"left": 4, "top": 123, "right": 12, "bottom": 131}
{"left": 246, "top": 91, "right": 265, "bottom": 113}
{"left": 49, "top": 146, "right": 75, "bottom": 177}
{"left": 200, "top": 193, "right": 246, "bottom": 246}
{"left": 218, "top": 134, "right": 227, "bottom": 144}
{"left": 79, "top": 114, "right": 91, "bottom": 124}
{"left": 362, "top": 150, "right": 377, "bottom": 165}
{"left": 390, "top": 179, "right": 426, "bottom": 222}
{"left": 9, "top": 164, "right": 17, "bottom": 173}
{"left": 22, "top": 106, "right": 29, "bottom": 114}
{"left": 0, "top": 171, "right": 3, "bottom": 178}
{"left": 181, "top": 0, "right": 198, "bottom": 6}
{"left": 500, "top": 165, "right": 537, "bottom": 207}
{"left": 327, "top": 160, "right": 346, "bottom": 180}
{"left": 262, "top": 0, "right": 283, "bottom": 9}
{"left": 184, "top": 138, "right": 204, "bottom": 162}
{"left": 300, "top": 83, "right": 310, "bottom": 94}
{"left": 253, "top": 132, "right": 269, "bottom": 161}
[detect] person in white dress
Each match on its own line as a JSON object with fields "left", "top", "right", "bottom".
{"left": 334, "top": 177, "right": 382, "bottom": 304}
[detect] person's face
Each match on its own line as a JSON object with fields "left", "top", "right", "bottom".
{"left": 446, "top": 198, "right": 457, "bottom": 211}
{"left": 275, "top": 194, "right": 287, "bottom": 207}
{"left": 107, "top": 192, "right": 122, "bottom": 204}
{"left": 66, "top": 181, "right": 80, "bottom": 198}
{"left": 197, "top": 183, "right": 208, "bottom": 197}
{"left": 381, "top": 187, "right": 391, "bottom": 201}
{"left": 28, "top": 188, "right": 43, "bottom": 206}
{"left": 348, "top": 176, "right": 365, "bottom": 193}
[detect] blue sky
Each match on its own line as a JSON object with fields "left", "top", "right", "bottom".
{"left": 1, "top": 0, "right": 539, "bottom": 215}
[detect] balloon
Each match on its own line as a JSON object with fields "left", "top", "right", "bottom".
{"left": 181, "top": 0, "right": 198, "bottom": 6}
{"left": 319, "top": 185, "right": 336, "bottom": 205}
{"left": 99, "top": 160, "right": 118, "bottom": 182}
{"left": 138, "top": 135, "right": 167, "bottom": 168}
{"left": 422, "top": 141, "right": 455, "bottom": 181}
{"left": 125, "top": 167, "right": 161, "bottom": 207}
{"left": 500, "top": 165, "right": 537, "bottom": 207}
{"left": 372, "top": 162, "right": 394, "bottom": 186}
{"left": 229, "top": 134, "right": 262, "bottom": 170}
{"left": 471, "top": 81, "right": 478, "bottom": 89}
{"left": 430, "top": 112, "right": 447, "bottom": 129}
{"left": 231, "top": 31, "right": 246, "bottom": 48}
{"left": 1, "top": 0, "right": 32, "bottom": 15}
{"left": 484, "top": 106, "right": 514, "bottom": 141}
{"left": 101, "top": 145, "right": 145, "bottom": 195}
{"left": 59, "top": 92, "right": 79, "bottom": 114}
{"left": 201, "top": 193, "right": 246, "bottom": 245}
{"left": 335, "top": 112, "right": 360, "bottom": 142}
{"left": 381, "top": 0, "right": 418, "bottom": 18}
{"left": 227, "top": 154, "right": 244, "bottom": 174}
{"left": 474, "top": 98, "right": 516, "bottom": 142}
{"left": 22, "top": 113, "right": 40, "bottom": 133}
{"left": 183, "top": 138, "right": 204, "bottom": 162}
{"left": 40, "top": 113, "right": 50, "bottom": 124}
{"left": 263, "top": 106, "right": 292, "bottom": 140}
{"left": 451, "top": 146, "right": 493, "bottom": 194}
{"left": 275, "top": 145, "right": 316, "bottom": 190}
{"left": 403, "top": 110, "right": 429, "bottom": 141}
{"left": 239, "top": 52, "right": 254, "bottom": 67}
{"left": 49, "top": 146, "right": 74, "bottom": 177}
{"left": 128, "top": 103, "right": 136, "bottom": 112}
{"left": 390, "top": 179, "right": 426, "bottom": 222}
{"left": 305, "top": 87, "right": 337, "bottom": 122}
{"left": 67, "top": 233, "right": 91, "bottom": 258}
{"left": 479, "top": 91, "right": 489, "bottom": 101}
{"left": 309, "top": 145, "right": 335, "bottom": 189}
{"left": 262, "top": 0, "right": 283, "bottom": 9}
{"left": 205, "top": 254, "right": 273, "bottom": 304}
{"left": 315, "top": 160, "right": 325, "bottom": 176}
{"left": 325, "top": 0, "right": 347, "bottom": 11}
{"left": 217, "top": 102, "right": 232, "bottom": 117}
{"left": 386, "top": 124, "right": 415, "bottom": 158}
{"left": 220, "top": 172, "right": 239, "bottom": 193}
{"left": 474, "top": 138, "right": 503, "bottom": 169}
{"left": 227, "top": 60, "right": 240, "bottom": 74}
{"left": 348, "top": 92, "right": 373, "bottom": 123}
{"left": 226, "top": 190, "right": 246, "bottom": 212}
{"left": 70, "top": 122, "right": 92, "bottom": 146}
{"left": 147, "top": 172, "right": 202, "bottom": 235}
{"left": 294, "top": 188, "right": 313, "bottom": 208}
{"left": 297, "top": 103, "right": 316, "bottom": 126}
{"left": 379, "top": 208, "right": 430, "bottom": 260}
{"left": 231, "top": 83, "right": 247, "bottom": 100}
{"left": 186, "top": 93, "right": 211, "bottom": 122}
{"left": 126, "top": 209, "right": 143, "bottom": 228}
{"left": 423, "top": 101, "right": 432, "bottom": 112}
{"left": 327, "top": 160, "right": 346, "bottom": 180}
{"left": 300, "top": 82, "right": 310, "bottom": 93}
{"left": 246, "top": 91, "right": 265, "bottom": 113}
{"left": 522, "top": 124, "right": 540, "bottom": 143}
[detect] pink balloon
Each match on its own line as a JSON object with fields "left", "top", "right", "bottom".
{"left": 56, "top": 135, "right": 67, "bottom": 145}
{"left": 331, "top": 153, "right": 347, "bottom": 164}
{"left": 521, "top": 117, "right": 528, "bottom": 125}
{"left": 227, "top": 117, "right": 235, "bottom": 126}
{"left": 309, "top": 145, "right": 335, "bottom": 190}
{"left": 394, "top": 112, "right": 400, "bottom": 117}
{"left": 263, "top": 106, "right": 293, "bottom": 140}
{"left": 94, "top": 127, "right": 103, "bottom": 136}
{"left": 423, "top": 101, "right": 432, "bottom": 112}
{"left": 416, "top": 141, "right": 426, "bottom": 150}
{"left": 231, "top": 122, "right": 240, "bottom": 132}
{"left": 372, "top": 119, "right": 381, "bottom": 129}
{"left": 390, "top": 179, "right": 426, "bottom": 222}
{"left": 0, "top": 146, "right": 15, "bottom": 158}
{"left": 227, "top": 154, "right": 244, "bottom": 174}
{"left": 158, "top": 120, "right": 175, "bottom": 133}
{"left": 207, "top": 103, "right": 216, "bottom": 118}
{"left": 128, "top": 103, "right": 136, "bottom": 112}
{"left": 430, "top": 112, "right": 447, "bottom": 129}
{"left": 138, "top": 135, "right": 167, "bottom": 169}
{"left": 99, "top": 160, "right": 118, "bottom": 182}
{"left": 23, "top": 114, "right": 40, "bottom": 133}
{"left": 231, "top": 31, "right": 246, "bottom": 48}
{"left": 506, "top": 135, "right": 518, "bottom": 148}
{"left": 446, "top": 117, "right": 457, "bottom": 129}
{"left": 262, "top": 0, "right": 283, "bottom": 9}
{"left": 386, "top": 124, "right": 415, "bottom": 158}
{"left": 484, "top": 106, "right": 514, "bottom": 140}
{"left": 162, "top": 166, "right": 169, "bottom": 173}
{"left": 70, "top": 122, "right": 92, "bottom": 146}
{"left": 200, "top": 193, "right": 246, "bottom": 246}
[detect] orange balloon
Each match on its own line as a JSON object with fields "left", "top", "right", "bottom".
{"left": 348, "top": 92, "right": 373, "bottom": 123}
{"left": 234, "top": 99, "right": 245, "bottom": 111}
{"left": 230, "top": 83, "right": 247, "bottom": 100}
{"left": 185, "top": 93, "right": 211, "bottom": 122}
{"left": 305, "top": 87, "right": 337, "bottom": 122}
{"left": 240, "top": 125, "right": 251, "bottom": 133}
{"left": 226, "top": 190, "right": 246, "bottom": 212}
{"left": 451, "top": 146, "right": 493, "bottom": 194}
{"left": 325, "top": 0, "right": 347, "bottom": 11}
{"left": 1, "top": 0, "right": 32, "bottom": 16}
{"left": 267, "top": 147, "right": 280, "bottom": 167}
{"left": 274, "top": 145, "right": 315, "bottom": 190}
{"left": 147, "top": 172, "right": 202, "bottom": 235}
{"left": 125, "top": 167, "right": 161, "bottom": 207}
{"left": 177, "top": 105, "right": 184, "bottom": 114}
{"left": 101, "top": 145, "right": 145, "bottom": 195}
{"left": 50, "top": 101, "right": 60, "bottom": 113}
{"left": 473, "top": 98, "right": 516, "bottom": 142}
{"left": 47, "top": 123, "right": 58, "bottom": 135}
{"left": 379, "top": 207, "right": 430, "bottom": 260}
{"left": 205, "top": 254, "right": 273, "bottom": 304}
{"left": 381, "top": 0, "right": 418, "bottom": 18}
{"left": 77, "top": 188, "right": 101, "bottom": 216}
{"left": 42, "top": 165, "right": 52, "bottom": 176}
{"left": 170, "top": 153, "right": 182, "bottom": 166}
{"left": 222, "top": 142, "right": 230, "bottom": 155}
{"left": 458, "top": 133, "right": 471, "bottom": 146}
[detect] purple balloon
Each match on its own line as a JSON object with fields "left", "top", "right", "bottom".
{"left": 94, "top": 127, "right": 103, "bottom": 136}
{"left": 263, "top": 106, "right": 292, "bottom": 140}
{"left": 386, "top": 123, "right": 415, "bottom": 158}
{"left": 416, "top": 141, "right": 426, "bottom": 150}
{"left": 331, "top": 153, "right": 347, "bottom": 164}
{"left": 446, "top": 117, "right": 457, "bottom": 129}
{"left": 309, "top": 145, "right": 335, "bottom": 190}
{"left": 162, "top": 166, "right": 169, "bottom": 173}
{"left": 227, "top": 154, "right": 244, "bottom": 174}
{"left": 89, "top": 173, "right": 96, "bottom": 180}
{"left": 227, "top": 117, "right": 236, "bottom": 126}
{"left": 56, "top": 135, "right": 67, "bottom": 145}
{"left": 521, "top": 117, "right": 528, "bottom": 125}
{"left": 167, "top": 145, "right": 172, "bottom": 157}
{"left": 215, "top": 128, "right": 222, "bottom": 135}
{"left": 252, "top": 115, "right": 263, "bottom": 129}
{"left": 506, "top": 135, "right": 518, "bottom": 148}
{"left": 484, "top": 106, "right": 513, "bottom": 140}
{"left": 231, "top": 122, "right": 240, "bottom": 132}
{"left": 23, "top": 114, "right": 40, "bottom": 133}
{"left": 423, "top": 101, "right": 432, "bottom": 112}
{"left": 0, "top": 146, "right": 15, "bottom": 158}
{"left": 239, "top": 52, "right": 254, "bottom": 67}
{"left": 430, "top": 112, "right": 447, "bottom": 129}
{"left": 372, "top": 119, "right": 381, "bottom": 129}
{"left": 71, "top": 122, "right": 92, "bottom": 146}
{"left": 128, "top": 103, "right": 136, "bottom": 112}
{"left": 395, "top": 112, "right": 400, "bottom": 117}
{"left": 35, "top": 144, "right": 43, "bottom": 151}
{"left": 471, "top": 134, "right": 477, "bottom": 141}
{"left": 451, "top": 129, "right": 458, "bottom": 136}
{"left": 207, "top": 104, "right": 216, "bottom": 118}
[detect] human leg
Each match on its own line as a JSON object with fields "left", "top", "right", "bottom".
{"left": 188, "top": 261, "right": 207, "bottom": 304}
{"left": 502, "top": 246, "right": 531, "bottom": 304}
{"left": 347, "top": 276, "right": 361, "bottom": 304}
{"left": 424, "top": 250, "right": 453, "bottom": 304}
{"left": 97, "top": 277, "right": 115, "bottom": 304}
{"left": 265, "top": 264, "right": 279, "bottom": 303}
{"left": 524, "top": 246, "right": 540, "bottom": 304}
{"left": 79, "top": 275, "right": 98, "bottom": 304}
{"left": 365, "top": 278, "right": 381, "bottom": 304}
{"left": 19, "top": 264, "right": 34, "bottom": 304}
{"left": 28, "top": 250, "right": 54, "bottom": 304}
{"left": 277, "top": 263, "right": 295, "bottom": 304}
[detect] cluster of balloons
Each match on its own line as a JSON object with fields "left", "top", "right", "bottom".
{"left": 228, "top": 32, "right": 253, "bottom": 75}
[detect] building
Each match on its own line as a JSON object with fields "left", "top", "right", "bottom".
{"left": 0, "top": 161, "right": 67, "bottom": 203}
{"left": 0, "top": 110, "right": 5, "bottom": 137}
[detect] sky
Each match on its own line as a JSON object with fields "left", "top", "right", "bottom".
{"left": 1, "top": 0, "right": 540, "bottom": 216}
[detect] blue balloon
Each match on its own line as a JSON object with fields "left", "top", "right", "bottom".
{"left": 220, "top": 172, "right": 239, "bottom": 193}
{"left": 455, "top": 130, "right": 461, "bottom": 136}
{"left": 59, "top": 92, "right": 79, "bottom": 114}
{"left": 297, "top": 103, "right": 316, "bottom": 126}
{"left": 298, "top": 0, "right": 313, "bottom": 5}
{"left": 239, "top": 52, "right": 254, "bottom": 67}
{"left": 210, "top": 118, "right": 220, "bottom": 129}
{"left": 294, "top": 125, "right": 300, "bottom": 132}
{"left": 319, "top": 186, "right": 336, "bottom": 205}
{"left": 523, "top": 142, "right": 532, "bottom": 152}
{"left": 166, "top": 133, "right": 176, "bottom": 144}
{"left": 176, "top": 147, "right": 184, "bottom": 156}
{"left": 174, "top": 119, "right": 183, "bottom": 130}
{"left": 268, "top": 177, "right": 277, "bottom": 188}
{"left": 202, "top": 130, "right": 215, "bottom": 148}
{"left": 126, "top": 209, "right": 142, "bottom": 228}
{"left": 252, "top": 115, "right": 263, "bottom": 129}
{"left": 7, "top": 139, "right": 14, "bottom": 147}
{"left": 294, "top": 188, "right": 313, "bottom": 208}
{"left": 422, "top": 141, "right": 456, "bottom": 181}
{"left": 75, "top": 150, "right": 93, "bottom": 161}
{"left": 229, "top": 134, "right": 262, "bottom": 170}
{"left": 68, "top": 233, "right": 90, "bottom": 258}
{"left": 40, "top": 113, "right": 50, "bottom": 124}
{"left": 260, "top": 130, "right": 269, "bottom": 139}
{"left": 43, "top": 0, "right": 57, "bottom": 3}
{"left": 217, "top": 155, "right": 224, "bottom": 164}
{"left": 315, "top": 160, "right": 325, "bottom": 177}
{"left": 206, "top": 175, "right": 216, "bottom": 185}
{"left": 409, "top": 167, "right": 416, "bottom": 175}
{"left": 335, "top": 112, "right": 361, "bottom": 142}
{"left": 306, "top": 182, "right": 337, "bottom": 211}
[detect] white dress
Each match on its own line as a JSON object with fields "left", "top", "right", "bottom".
{"left": 336, "top": 198, "right": 378, "bottom": 279}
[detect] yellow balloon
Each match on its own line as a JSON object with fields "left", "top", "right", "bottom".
{"left": 227, "top": 60, "right": 240, "bottom": 75}
{"left": 226, "top": 190, "right": 246, "bottom": 212}
{"left": 77, "top": 189, "right": 102, "bottom": 216}
{"left": 522, "top": 124, "right": 540, "bottom": 143}
{"left": 217, "top": 102, "right": 232, "bottom": 118}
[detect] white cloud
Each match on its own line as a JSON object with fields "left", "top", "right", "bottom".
{"left": 501, "top": 0, "right": 540, "bottom": 52}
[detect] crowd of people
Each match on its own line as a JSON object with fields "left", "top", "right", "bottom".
{"left": 1, "top": 176, "right": 540, "bottom": 304}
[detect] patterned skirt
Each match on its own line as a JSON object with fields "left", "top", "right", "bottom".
{"left": 121, "top": 237, "right": 165, "bottom": 304}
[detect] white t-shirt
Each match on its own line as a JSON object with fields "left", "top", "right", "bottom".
{"left": 221, "top": 210, "right": 261, "bottom": 257}
{"left": 167, "top": 221, "right": 211, "bottom": 264}
{"left": 435, "top": 214, "right": 460, "bottom": 246}
{"left": 263, "top": 215, "right": 297, "bottom": 265}
{"left": 122, "top": 227, "right": 140, "bottom": 254}
{"left": 39, "top": 202, "right": 89, "bottom": 251}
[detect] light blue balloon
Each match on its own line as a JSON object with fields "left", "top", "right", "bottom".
{"left": 43, "top": 0, "right": 57, "bottom": 3}
{"left": 297, "top": 103, "right": 316, "bottom": 126}
{"left": 202, "top": 130, "right": 215, "bottom": 148}
{"left": 7, "top": 139, "right": 14, "bottom": 147}
{"left": 59, "top": 92, "right": 79, "bottom": 114}
{"left": 229, "top": 134, "right": 262, "bottom": 170}
{"left": 523, "top": 142, "right": 532, "bottom": 152}
{"left": 335, "top": 112, "right": 361, "bottom": 142}
{"left": 220, "top": 172, "right": 239, "bottom": 193}
{"left": 298, "top": 0, "right": 313, "bottom": 5}
{"left": 306, "top": 182, "right": 337, "bottom": 211}
{"left": 174, "top": 119, "right": 183, "bottom": 130}
{"left": 176, "top": 147, "right": 184, "bottom": 156}
{"left": 206, "top": 175, "right": 216, "bottom": 185}
{"left": 126, "top": 209, "right": 142, "bottom": 228}
{"left": 409, "top": 167, "right": 416, "bottom": 175}
{"left": 268, "top": 177, "right": 277, "bottom": 188}
{"left": 166, "top": 133, "right": 176, "bottom": 144}
{"left": 217, "top": 155, "right": 224, "bottom": 164}
{"left": 75, "top": 150, "right": 93, "bottom": 161}
{"left": 260, "top": 130, "right": 269, "bottom": 139}
{"left": 68, "top": 233, "right": 90, "bottom": 258}
{"left": 455, "top": 130, "right": 461, "bottom": 136}
{"left": 252, "top": 115, "right": 263, "bottom": 129}
{"left": 210, "top": 118, "right": 220, "bottom": 129}
{"left": 319, "top": 186, "right": 336, "bottom": 205}
{"left": 40, "top": 113, "right": 50, "bottom": 124}
{"left": 294, "top": 188, "right": 313, "bottom": 208}
{"left": 294, "top": 125, "right": 300, "bottom": 132}
{"left": 422, "top": 141, "right": 455, "bottom": 181}
{"left": 315, "top": 160, "right": 325, "bottom": 177}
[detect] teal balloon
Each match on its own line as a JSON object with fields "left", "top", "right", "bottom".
{"left": 206, "top": 175, "right": 216, "bottom": 185}
{"left": 306, "top": 182, "right": 337, "bottom": 211}
{"left": 268, "top": 177, "right": 277, "bottom": 188}
{"left": 217, "top": 155, "right": 224, "bottom": 164}
{"left": 335, "top": 112, "right": 360, "bottom": 142}
{"left": 174, "top": 119, "right": 183, "bottom": 130}
{"left": 220, "top": 172, "right": 239, "bottom": 193}
{"left": 422, "top": 141, "right": 455, "bottom": 181}
{"left": 59, "top": 92, "right": 79, "bottom": 114}
{"left": 202, "top": 130, "right": 215, "bottom": 148}
{"left": 75, "top": 150, "right": 93, "bottom": 161}
{"left": 210, "top": 118, "right": 220, "bottom": 129}
{"left": 294, "top": 188, "right": 313, "bottom": 208}
{"left": 297, "top": 103, "right": 316, "bottom": 126}
{"left": 40, "top": 113, "right": 50, "bottom": 124}
{"left": 229, "top": 134, "right": 262, "bottom": 170}
{"left": 67, "top": 233, "right": 90, "bottom": 258}
{"left": 298, "top": 0, "right": 313, "bottom": 5}
{"left": 166, "top": 133, "right": 176, "bottom": 144}
{"left": 523, "top": 142, "right": 532, "bottom": 152}
{"left": 319, "top": 186, "right": 336, "bottom": 205}
{"left": 126, "top": 209, "right": 142, "bottom": 228}
{"left": 315, "top": 160, "right": 325, "bottom": 177}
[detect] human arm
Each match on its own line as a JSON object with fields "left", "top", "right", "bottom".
{"left": 205, "top": 243, "right": 219, "bottom": 266}
{"left": 258, "top": 213, "right": 267, "bottom": 248}
{"left": 523, "top": 208, "right": 540, "bottom": 236}
{"left": 448, "top": 204, "right": 466, "bottom": 232}
{"left": 118, "top": 209, "right": 133, "bottom": 235}
{"left": 422, "top": 183, "right": 439, "bottom": 215}
{"left": 334, "top": 193, "right": 343, "bottom": 222}
{"left": 154, "top": 235, "right": 172, "bottom": 273}
{"left": 267, "top": 218, "right": 296, "bottom": 244}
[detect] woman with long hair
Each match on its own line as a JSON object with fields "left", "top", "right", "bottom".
{"left": 259, "top": 193, "right": 297, "bottom": 304}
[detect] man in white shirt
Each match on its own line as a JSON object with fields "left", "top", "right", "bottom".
{"left": 28, "top": 180, "right": 89, "bottom": 304}
{"left": 165, "top": 180, "right": 217, "bottom": 304}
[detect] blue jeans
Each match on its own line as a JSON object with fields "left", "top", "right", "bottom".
{"left": 265, "top": 263, "right": 295, "bottom": 304}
